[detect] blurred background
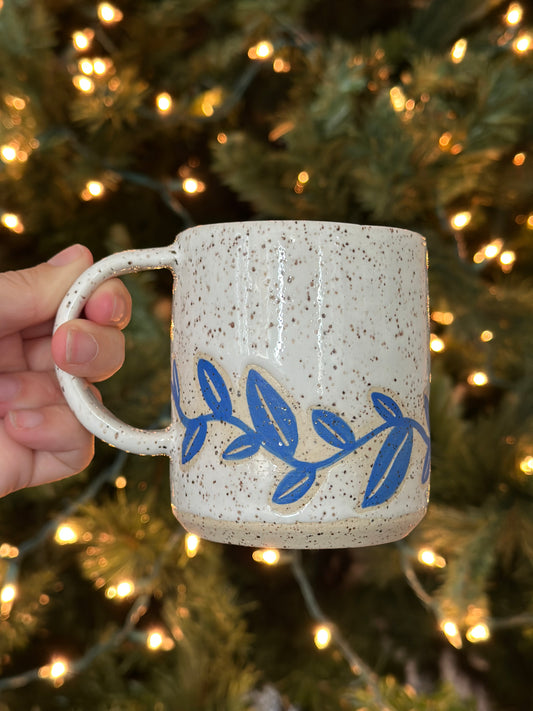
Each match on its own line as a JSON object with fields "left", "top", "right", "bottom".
{"left": 1, "top": 1, "right": 533, "bottom": 709}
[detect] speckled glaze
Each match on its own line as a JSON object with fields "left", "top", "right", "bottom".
{"left": 55, "top": 221, "right": 430, "bottom": 549}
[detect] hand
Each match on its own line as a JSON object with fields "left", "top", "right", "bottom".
{"left": 0, "top": 245, "right": 132, "bottom": 496}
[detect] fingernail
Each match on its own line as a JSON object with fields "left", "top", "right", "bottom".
{"left": 9, "top": 409, "right": 44, "bottom": 429}
{"left": 110, "top": 295, "right": 127, "bottom": 324}
{"left": 66, "top": 329, "right": 99, "bottom": 364}
{"left": 0, "top": 375, "right": 20, "bottom": 402}
{"left": 48, "top": 244, "right": 86, "bottom": 267}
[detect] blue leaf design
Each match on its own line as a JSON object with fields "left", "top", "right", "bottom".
{"left": 182, "top": 418, "right": 208, "bottom": 464}
{"left": 421, "top": 443, "right": 431, "bottom": 484}
{"left": 312, "top": 410, "right": 355, "bottom": 450}
{"left": 198, "top": 359, "right": 232, "bottom": 418}
{"left": 172, "top": 361, "right": 191, "bottom": 425}
{"left": 371, "top": 392, "right": 403, "bottom": 422}
{"left": 272, "top": 465, "right": 316, "bottom": 505}
{"left": 246, "top": 370, "right": 298, "bottom": 455}
{"left": 362, "top": 425, "right": 413, "bottom": 508}
{"left": 223, "top": 433, "right": 261, "bottom": 461}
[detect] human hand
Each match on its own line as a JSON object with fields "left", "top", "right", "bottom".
{"left": 0, "top": 245, "right": 132, "bottom": 496}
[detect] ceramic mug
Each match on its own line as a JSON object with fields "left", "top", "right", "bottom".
{"left": 54, "top": 220, "right": 430, "bottom": 549}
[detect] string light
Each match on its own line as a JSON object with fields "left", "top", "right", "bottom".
{"left": 248, "top": 41, "right": 274, "bottom": 60}
{"left": 519, "top": 455, "right": 533, "bottom": 475}
{"left": 217, "top": 132, "right": 228, "bottom": 144}
{"left": 0, "top": 583, "right": 17, "bottom": 604}
{"left": 513, "top": 33, "right": 531, "bottom": 53}
{"left": 1, "top": 213, "right": 24, "bottom": 233}
{"left": 440, "top": 620, "right": 462, "bottom": 649}
{"left": 72, "top": 29, "right": 94, "bottom": 51}
{"left": 390, "top": 86, "right": 406, "bottom": 112}
{"left": 314, "top": 625, "right": 332, "bottom": 649}
{"left": 0, "top": 543, "right": 19, "bottom": 558}
{"left": 147, "top": 630, "right": 163, "bottom": 650}
{"left": 480, "top": 330, "right": 494, "bottom": 342}
{"left": 417, "top": 548, "right": 446, "bottom": 568}
{"left": 156, "top": 92, "right": 172, "bottom": 114}
{"left": 451, "top": 38, "right": 468, "bottom": 63}
{"left": 182, "top": 178, "right": 205, "bottom": 194}
{"left": 115, "top": 475, "right": 127, "bottom": 488}
{"left": 431, "top": 311, "right": 454, "bottom": 325}
{"left": 72, "top": 75, "right": 95, "bottom": 94}
{"left": 294, "top": 170, "right": 310, "bottom": 194}
{"left": 97, "top": 2, "right": 123, "bottom": 24}
{"left": 273, "top": 57, "right": 291, "bottom": 73}
{"left": 1, "top": 145, "right": 17, "bottom": 162}
{"left": 252, "top": 548, "right": 280, "bottom": 565}
{"left": 512, "top": 152, "right": 526, "bottom": 166}
{"left": 106, "top": 580, "right": 134, "bottom": 599}
{"left": 184, "top": 533, "right": 200, "bottom": 558}
{"left": 467, "top": 371, "right": 489, "bottom": 386}
{"left": 527, "top": 214, "right": 533, "bottom": 229}
{"left": 483, "top": 239, "right": 503, "bottom": 259}
{"left": 430, "top": 334, "right": 445, "bottom": 353}
{"left": 466, "top": 622, "right": 490, "bottom": 643}
{"left": 39, "top": 657, "right": 69, "bottom": 683}
{"left": 505, "top": 3, "right": 523, "bottom": 25}
{"left": 499, "top": 250, "right": 516, "bottom": 272}
{"left": 54, "top": 524, "right": 79, "bottom": 545}
{"left": 450, "top": 211, "right": 471, "bottom": 230}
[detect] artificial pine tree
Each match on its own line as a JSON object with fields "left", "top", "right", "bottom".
{"left": 1, "top": 1, "right": 533, "bottom": 709}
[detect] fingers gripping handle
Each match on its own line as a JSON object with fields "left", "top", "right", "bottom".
{"left": 54, "top": 247, "right": 176, "bottom": 457}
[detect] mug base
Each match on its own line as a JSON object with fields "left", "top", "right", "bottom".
{"left": 173, "top": 507, "right": 427, "bottom": 549}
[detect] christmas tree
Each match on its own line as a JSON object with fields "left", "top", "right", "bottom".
{"left": 1, "top": 0, "right": 533, "bottom": 708}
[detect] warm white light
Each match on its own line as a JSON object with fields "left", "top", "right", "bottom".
{"left": 92, "top": 58, "right": 108, "bottom": 75}
{"left": 54, "top": 524, "right": 78, "bottom": 545}
{"left": 513, "top": 152, "right": 526, "bottom": 166}
{"left": 0, "top": 584, "right": 17, "bottom": 603}
{"left": 466, "top": 622, "right": 490, "bottom": 643}
{"left": 185, "top": 533, "right": 200, "bottom": 557}
{"left": 441, "top": 620, "right": 462, "bottom": 648}
{"left": 115, "top": 580, "right": 134, "bottom": 598}
{"left": 156, "top": 92, "right": 172, "bottom": 113}
{"left": 147, "top": 631, "right": 163, "bottom": 650}
{"left": 252, "top": 548, "right": 280, "bottom": 565}
{"left": 1, "top": 213, "right": 24, "bottom": 233}
{"left": 50, "top": 659, "right": 68, "bottom": 679}
{"left": 314, "top": 625, "right": 332, "bottom": 649}
{"left": 115, "top": 475, "right": 127, "bottom": 489}
{"left": 79, "top": 59, "right": 94, "bottom": 75}
{"left": 248, "top": 41, "right": 274, "bottom": 60}
{"left": 430, "top": 334, "right": 445, "bottom": 353}
{"left": 297, "top": 171, "right": 310, "bottom": 184}
{"left": 480, "top": 330, "right": 494, "bottom": 342}
{"left": 87, "top": 180, "right": 105, "bottom": 197}
{"left": 505, "top": 3, "right": 523, "bottom": 25}
{"left": 72, "top": 30, "right": 94, "bottom": 51}
{"left": 484, "top": 239, "right": 503, "bottom": 259}
{"left": 389, "top": 86, "right": 406, "bottom": 112}
{"left": 468, "top": 371, "right": 489, "bottom": 386}
{"left": 500, "top": 250, "right": 516, "bottom": 266}
{"left": 519, "top": 456, "right": 533, "bottom": 474}
{"left": 450, "top": 211, "right": 471, "bottom": 230}
{"left": 451, "top": 38, "right": 468, "bottom": 63}
{"left": 431, "top": 311, "right": 454, "bottom": 325}
{"left": 73, "top": 75, "right": 95, "bottom": 93}
{"left": 182, "top": 178, "right": 205, "bottom": 194}
{"left": 273, "top": 57, "right": 291, "bottom": 73}
{"left": 513, "top": 33, "right": 531, "bottom": 53}
{"left": 98, "top": 2, "right": 123, "bottom": 23}
{"left": 1, "top": 145, "right": 17, "bottom": 162}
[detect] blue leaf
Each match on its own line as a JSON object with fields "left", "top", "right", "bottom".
{"left": 421, "top": 443, "right": 431, "bottom": 484}
{"left": 222, "top": 433, "right": 261, "bottom": 461}
{"left": 182, "top": 418, "right": 208, "bottom": 464}
{"left": 362, "top": 425, "right": 413, "bottom": 508}
{"left": 198, "top": 359, "right": 232, "bottom": 418}
{"left": 246, "top": 370, "right": 298, "bottom": 455}
{"left": 371, "top": 392, "right": 403, "bottom": 422}
{"left": 312, "top": 409, "right": 355, "bottom": 450}
{"left": 272, "top": 465, "right": 316, "bottom": 505}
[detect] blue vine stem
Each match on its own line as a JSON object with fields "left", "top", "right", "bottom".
{"left": 171, "top": 358, "right": 430, "bottom": 510}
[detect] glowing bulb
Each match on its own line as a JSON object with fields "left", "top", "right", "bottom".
{"left": 451, "top": 38, "right": 468, "bottom": 63}
{"left": 182, "top": 178, "right": 205, "bottom": 194}
{"left": 156, "top": 92, "right": 172, "bottom": 113}
{"left": 185, "top": 533, "right": 200, "bottom": 558}
{"left": 1, "top": 213, "right": 24, "bottom": 233}
{"left": 54, "top": 524, "right": 78, "bottom": 545}
{"left": 248, "top": 41, "right": 274, "bottom": 60}
{"left": 273, "top": 57, "right": 291, "bottom": 73}
{"left": 450, "top": 211, "right": 471, "bottom": 230}
{"left": 519, "top": 456, "right": 533, "bottom": 474}
{"left": 217, "top": 132, "right": 227, "bottom": 144}
{"left": 430, "top": 334, "right": 445, "bottom": 353}
{"left": 505, "top": 3, "right": 523, "bottom": 25}
{"left": 417, "top": 548, "right": 446, "bottom": 568}
{"left": 466, "top": 622, "right": 490, "bottom": 643}
{"left": 98, "top": 2, "right": 123, "bottom": 23}
{"left": 480, "top": 330, "right": 494, "bottom": 342}
{"left": 483, "top": 239, "right": 503, "bottom": 259}
{"left": 72, "top": 30, "right": 94, "bottom": 51}
{"left": 79, "top": 59, "right": 94, "bottom": 75}
{"left": 50, "top": 659, "right": 68, "bottom": 679}
{"left": 1, "top": 145, "right": 17, "bottom": 162}
{"left": 1, "top": 584, "right": 17, "bottom": 603}
{"left": 528, "top": 214, "right": 533, "bottom": 229}
{"left": 115, "top": 580, "right": 134, "bottom": 598}
{"left": 252, "top": 548, "right": 280, "bottom": 565}
{"left": 440, "top": 620, "right": 462, "bottom": 648}
{"left": 513, "top": 33, "right": 531, "bottom": 53}
{"left": 500, "top": 250, "right": 516, "bottom": 266}
{"left": 513, "top": 152, "right": 526, "bottom": 165}
{"left": 73, "top": 75, "right": 95, "bottom": 93}
{"left": 115, "top": 475, "right": 127, "bottom": 488}
{"left": 147, "top": 631, "right": 163, "bottom": 650}
{"left": 389, "top": 86, "right": 406, "bottom": 112}
{"left": 87, "top": 180, "right": 104, "bottom": 197}
{"left": 431, "top": 311, "right": 454, "bottom": 325}
{"left": 314, "top": 625, "right": 332, "bottom": 649}
{"left": 92, "top": 59, "right": 108, "bottom": 75}
{"left": 468, "top": 371, "right": 489, "bottom": 386}
{"left": 297, "top": 171, "right": 310, "bottom": 184}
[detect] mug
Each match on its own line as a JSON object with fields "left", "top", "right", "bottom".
{"left": 54, "top": 221, "right": 430, "bottom": 549}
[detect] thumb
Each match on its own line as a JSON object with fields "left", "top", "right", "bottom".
{"left": 0, "top": 245, "right": 93, "bottom": 339}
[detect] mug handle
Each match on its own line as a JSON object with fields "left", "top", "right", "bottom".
{"left": 54, "top": 246, "right": 177, "bottom": 457}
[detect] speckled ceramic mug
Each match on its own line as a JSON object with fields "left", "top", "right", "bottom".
{"left": 55, "top": 220, "right": 430, "bottom": 549}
